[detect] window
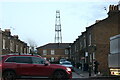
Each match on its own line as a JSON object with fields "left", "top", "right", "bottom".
{"left": 27, "top": 47, "right": 29, "bottom": 53}
{"left": 16, "top": 45, "right": 18, "bottom": 52}
{"left": 32, "top": 57, "right": 45, "bottom": 64}
{"left": 43, "top": 50, "right": 47, "bottom": 55}
{"left": 75, "top": 46, "right": 76, "bottom": 52}
{"left": 84, "top": 38, "right": 86, "bottom": 48}
{"left": 5, "top": 57, "right": 15, "bottom": 62}
{"left": 65, "top": 49, "right": 68, "bottom": 54}
{"left": 16, "top": 57, "right": 32, "bottom": 64}
{"left": 80, "top": 42, "right": 82, "bottom": 50}
{"left": 93, "top": 52, "right": 95, "bottom": 59}
{"left": 51, "top": 50, "right": 55, "bottom": 55}
{"left": 51, "top": 57, "right": 54, "bottom": 62}
{"left": 90, "top": 54, "right": 92, "bottom": 63}
{"left": 85, "top": 52, "right": 88, "bottom": 57}
{"left": 10, "top": 40, "right": 14, "bottom": 51}
{"left": 24, "top": 48, "right": 26, "bottom": 53}
{"left": 89, "top": 34, "right": 92, "bottom": 46}
{"left": 2, "top": 38, "right": 5, "bottom": 49}
{"left": 20, "top": 47, "right": 23, "bottom": 53}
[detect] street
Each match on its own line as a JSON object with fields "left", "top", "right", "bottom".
{"left": 14, "top": 72, "right": 81, "bottom": 80}
{"left": 1, "top": 72, "right": 120, "bottom": 80}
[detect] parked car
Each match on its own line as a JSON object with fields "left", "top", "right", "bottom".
{"left": 0, "top": 53, "right": 72, "bottom": 80}
{"left": 59, "top": 58, "right": 67, "bottom": 64}
{"left": 60, "top": 61, "right": 73, "bottom": 70}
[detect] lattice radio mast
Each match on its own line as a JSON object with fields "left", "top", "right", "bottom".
{"left": 55, "top": 10, "right": 62, "bottom": 43}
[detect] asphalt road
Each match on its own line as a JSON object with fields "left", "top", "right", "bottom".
{"left": 14, "top": 72, "right": 81, "bottom": 80}
{"left": 1, "top": 72, "right": 120, "bottom": 80}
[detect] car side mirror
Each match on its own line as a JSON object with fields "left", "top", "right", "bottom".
{"left": 44, "top": 62, "right": 48, "bottom": 66}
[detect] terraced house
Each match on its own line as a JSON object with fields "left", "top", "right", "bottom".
{"left": 70, "top": 4, "right": 120, "bottom": 75}
{"left": 0, "top": 29, "right": 29, "bottom": 54}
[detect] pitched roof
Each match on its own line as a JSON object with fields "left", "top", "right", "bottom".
{"left": 37, "top": 43, "right": 71, "bottom": 49}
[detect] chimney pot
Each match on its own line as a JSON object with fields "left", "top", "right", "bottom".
{"left": 108, "top": 4, "right": 119, "bottom": 16}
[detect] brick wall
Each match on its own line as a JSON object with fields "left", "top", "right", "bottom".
{"left": 1, "top": 29, "right": 29, "bottom": 54}
{"left": 37, "top": 43, "right": 70, "bottom": 62}
{"left": 70, "top": 4, "right": 120, "bottom": 75}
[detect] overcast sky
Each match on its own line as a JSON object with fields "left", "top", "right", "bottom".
{"left": 0, "top": 0, "right": 119, "bottom": 47}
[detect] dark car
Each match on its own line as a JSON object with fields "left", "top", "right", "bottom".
{"left": 0, "top": 54, "right": 72, "bottom": 80}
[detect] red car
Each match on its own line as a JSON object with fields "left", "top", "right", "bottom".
{"left": 0, "top": 54, "right": 72, "bottom": 80}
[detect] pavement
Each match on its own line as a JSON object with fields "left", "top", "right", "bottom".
{"left": 73, "top": 67, "right": 94, "bottom": 78}
{"left": 73, "top": 67, "right": 120, "bottom": 80}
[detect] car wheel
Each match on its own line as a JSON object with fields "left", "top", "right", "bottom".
{"left": 52, "top": 71, "right": 68, "bottom": 80}
{"left": 3, "top": 71, "right": 16, "bottom": 80}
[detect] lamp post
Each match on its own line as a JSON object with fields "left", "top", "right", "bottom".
{"left": 88, "top": 44, "right": 97, "bottom": 77}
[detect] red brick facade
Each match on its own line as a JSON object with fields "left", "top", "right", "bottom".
{"left": 37, "top": 43, "right": 71, "bottom": 62}
{"left": 70, "top": 4, "right": 120, "bottom": 75}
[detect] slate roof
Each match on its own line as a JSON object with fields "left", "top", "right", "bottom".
{"left": 37, "top": 43, "right": 71, "bottom": 49}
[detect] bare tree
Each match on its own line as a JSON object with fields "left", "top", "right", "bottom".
{"left": 27, "top": 38, "right": 37, "bottom": 54}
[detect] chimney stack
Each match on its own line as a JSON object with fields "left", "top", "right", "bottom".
{"left": 96, "top": 20, "right": 101, "bottom": 23}
{"left": 13, "top": 35, "right": 19, "bottom": 39}
{"left": 4, "top": 29, "right": 11, "bottom": 36}
{"left": 108, "top": 5, "right": 119, "bottom": 16}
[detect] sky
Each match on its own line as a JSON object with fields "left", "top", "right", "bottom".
{"left": 0, "top": 0, "right": 119, "bottom": 47}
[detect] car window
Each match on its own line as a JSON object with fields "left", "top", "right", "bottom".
{"left": 32, "top": 57, "right": 46, "bottom": 64}
{"left": 5, "top": 57, "right": 16, "bottom": 62}
{"left": 16, "top": 56, "right": 32, "bottom": 64}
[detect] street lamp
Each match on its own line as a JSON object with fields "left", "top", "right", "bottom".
{"left": 88, "top": 44, "right": 97, "bottom": 77}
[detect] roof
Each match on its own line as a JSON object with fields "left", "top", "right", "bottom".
{"left": 37, "top": 43, "right": 71, "bottom": 49}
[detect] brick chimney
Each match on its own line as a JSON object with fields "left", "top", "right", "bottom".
{"left": 96, "top": 20, "right": 102, "bottom": 23}
{"left": 13, "top": 35, "right": 19, "bottom": 39}
{"left": 4, "top": 29, "right": 11, "bottom": 36}
{"left": 108, "top": 5, "right": 119, "bottom": 16}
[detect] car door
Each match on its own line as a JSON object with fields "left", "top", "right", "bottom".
{"left": 15, "top": 56, "right": 34, "bottom": 76}
{"left": 31, "top": 56, "right": 53, "bottom": 77}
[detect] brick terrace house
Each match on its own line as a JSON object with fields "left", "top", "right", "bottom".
{"left": 0, "top": 29, "right": 29, "bottom": 54}
{"left": 70, "top": 4, "right": 120, "bottom": 75}
{"left": 36, "top": 43, "right": 71, "bottom": 62}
